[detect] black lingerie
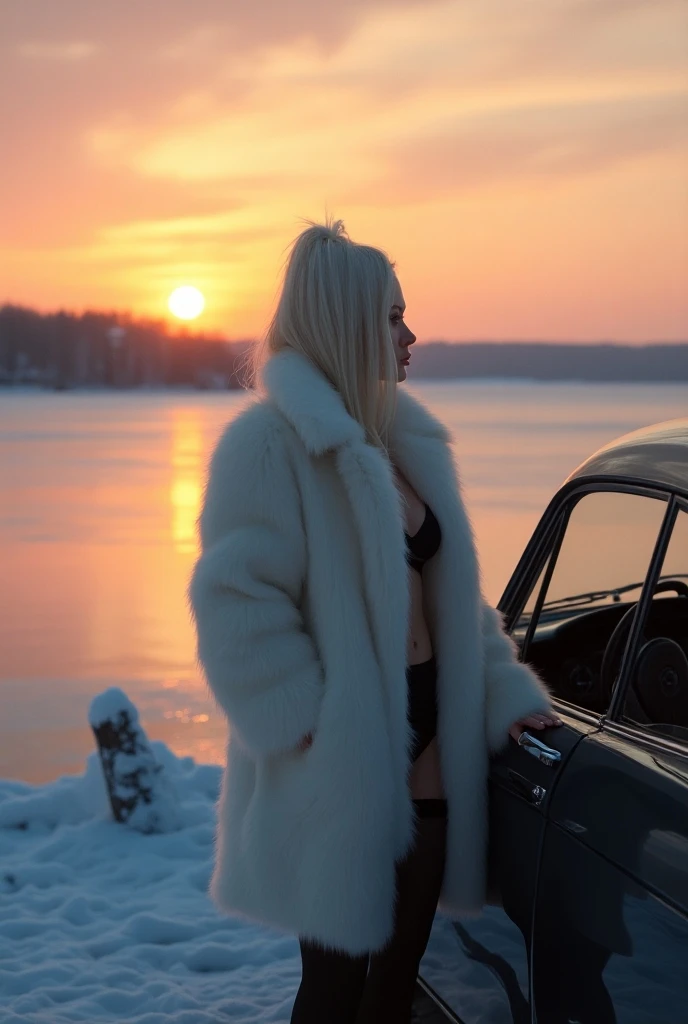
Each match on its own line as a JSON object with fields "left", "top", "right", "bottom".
{"left": 406, "top": 657, "right": 446, "bottom": 817}
{"left": 404, "top": 503, "right": 447, "bottom": 819}
{"left": 404, "top": 502, "right": 441, "bottom": 574}
{"left": 406, "top": 655, "right": 438, "bottom": 765}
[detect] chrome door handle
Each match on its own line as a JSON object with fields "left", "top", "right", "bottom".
{"left": 517, "top": 731, "right": 562, "bottom": 767}
{"left": 507, "top": 769, "right": 547, "bottom": 806}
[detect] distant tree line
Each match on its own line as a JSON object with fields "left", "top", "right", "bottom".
{"left": 408, "top": 341, "right": 688, "bottom": 382}
{"left": 0, "top": 305, "right": 252, "bottom": 389}
{"left": 1, "top": 304, "right": 686, "bottom": 388}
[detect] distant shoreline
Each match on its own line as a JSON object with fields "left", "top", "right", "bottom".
{"left": 1, "top": 301, "right": 686, "bottom": 386}
{"left": 2, "top": 376, "right": 688, "bottom": 394}
{"left": 406, "top": 341, "right": 688, "bottom": 383}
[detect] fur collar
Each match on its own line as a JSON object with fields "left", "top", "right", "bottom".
{"left": 260, "top": 348, "right": 451, "bottom": 456}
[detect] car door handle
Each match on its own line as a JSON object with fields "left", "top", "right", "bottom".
{"left": 507, "top": 769, "right": 547, "bottom": 806}
{"left": 517, "top": 730, "right": 562, "bottom": 767}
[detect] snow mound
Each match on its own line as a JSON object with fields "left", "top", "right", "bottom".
{"left": 88, "top": 688, "right": 182, "bottom": 834}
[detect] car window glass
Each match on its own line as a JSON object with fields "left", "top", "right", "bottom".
{"left": 519, "top": 491, "right": 667, "bottom": 714}
{"left": 622, "top": 506, "right": 688, "bottom": 743}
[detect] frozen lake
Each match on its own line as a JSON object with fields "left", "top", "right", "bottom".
{"left": 2, "top": 380, "right": 687, "bottom": 783}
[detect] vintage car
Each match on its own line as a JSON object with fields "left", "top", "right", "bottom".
{"left": 414, "top": 417, "right": 688, "bottom": 1024}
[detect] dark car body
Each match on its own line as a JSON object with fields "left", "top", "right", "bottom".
{"left": 417, "top": 418, "right": 688, "bottom": 1024}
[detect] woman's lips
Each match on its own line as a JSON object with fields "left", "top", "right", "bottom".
{"left": 401, "top": 356, "right": 410, "bottom": 365}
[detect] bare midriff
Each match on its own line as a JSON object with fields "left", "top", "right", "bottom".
{"left": 391, "top": 464, "right": 446, "bottom": 800}
{"left": 407, "top": 570, "right": 434, "bottom": 664}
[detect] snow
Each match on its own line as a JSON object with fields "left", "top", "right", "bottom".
{"left": 0, "top": 740, "right": 305, "bottom": 1023}
{"left": 88, "top": 689, "right": 140, "bottom": 729}
{"left": 1, "top": 723, "right": 684, "bottom": 1022}
{"left": 0, "top": 723, "right": 465, "bottom": 1023}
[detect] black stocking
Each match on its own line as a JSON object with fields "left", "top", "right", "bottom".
{"left": 290, "top": 936, "right": 369, "bottom": 1024}
{"left": 354, "top": 799, "right": 447, "bottom": 1024}
{"left": 290, "top": 798, "right": 447, "bottom": 1024}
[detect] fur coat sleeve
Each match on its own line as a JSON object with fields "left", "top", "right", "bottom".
{"left": 187, "top": 406, "right": 325, "bottom": 759}
{"left": 481, "top": 601, "right": 553, "bottom": 753}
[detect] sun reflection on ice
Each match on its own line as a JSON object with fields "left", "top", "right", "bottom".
{"left": 163, "top": 708, "right": 210, "bottom": 724}
{"left": 170, "top": 410, "right": 204, "bottom": 554}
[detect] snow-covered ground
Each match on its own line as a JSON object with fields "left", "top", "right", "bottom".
{"left": 1, "top": 700, "right": 685, "bottom": 1023}
{"left": 0, "top": 742, "right": 262, "bottom": 1023}
{"left": 0, "top": 713, "right": 457, "bottom": 1024}
{"left": 0, "top": 715, "right": 507, "bottom": 1023}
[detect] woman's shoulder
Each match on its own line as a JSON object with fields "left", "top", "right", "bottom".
{"left": 204, "top": 395, "right": 307, "bottom": 503}
{"left": 212, "top": 395, "right": 296, "bottom": 457}
{"left": 199, "top": 398, "right": 304, "bottom": 544}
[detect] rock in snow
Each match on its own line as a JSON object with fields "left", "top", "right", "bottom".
{"left": 89, "top": 687, "right": 182, "bottom": 834}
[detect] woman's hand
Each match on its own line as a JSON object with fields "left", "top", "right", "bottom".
{"left": 508, "top": 711, "right": 563, "bottom": 743}
{"left": 296, "top": 731, "right": 314, "bottom": 753}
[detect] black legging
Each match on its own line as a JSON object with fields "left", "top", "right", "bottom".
{"left": 290, "top": 798, "right": 448, "bottom": 1024}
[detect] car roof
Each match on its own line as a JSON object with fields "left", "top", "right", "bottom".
{"left": 564, "top": 418, "right": 688, "bottom": 494}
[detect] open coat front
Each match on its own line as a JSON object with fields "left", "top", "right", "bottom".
{"left": 188, "top": 349, "right": 551, "bottom": 956}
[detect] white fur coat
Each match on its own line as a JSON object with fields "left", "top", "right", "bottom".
{"left": 187, "top": 348, "right": 551, "bottom": 956}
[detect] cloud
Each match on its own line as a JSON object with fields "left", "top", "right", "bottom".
{"left": 0, "top": 0, "right": 443, "bottom": 240}
{"left": 2, "top": 0, "right": 686, "bottom": 339}
{"left": 78, "top": 0, "right": 686, "bottom": 200}
{"left": 17, "top": 41, "right": 98, "bottom": 61}
{"left": 375, "top": 89, "right": 688, "bottom": 201}
{"left": 2, "top": 0, "right": 434, "bottom": 63}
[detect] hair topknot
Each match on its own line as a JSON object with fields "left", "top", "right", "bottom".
{"left": 297, "top": 216, "right": 350, "bottom": 244}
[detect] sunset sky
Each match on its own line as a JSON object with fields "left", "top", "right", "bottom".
{"left": 2, "top": 0, "right": 687, "bottom": 342}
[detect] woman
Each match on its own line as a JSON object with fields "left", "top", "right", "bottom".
{"left": 187, "top": 219, "right": 561, "bottom": 1023}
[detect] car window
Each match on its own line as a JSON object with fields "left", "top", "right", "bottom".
{"left": 518, "top": 490, "right": 668, "bottom": 715}
{"left": 621, "top": 505, "right": 688, "bottom": 743}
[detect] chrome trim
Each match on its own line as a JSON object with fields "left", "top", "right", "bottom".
{"left": 531, "top": 784, "right": 547, "bottom": 806}
{"left": 600, "top": 717, "right": 688, "bottom": 760}
{"left": 416, "top": 974, "right": 466, "bottom": 1023}
{"left": 551, "top": 699, "right": 603, "bottom": 729}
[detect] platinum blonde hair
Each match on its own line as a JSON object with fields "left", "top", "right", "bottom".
{"left": 246, "top": 218, "right": 399, "bottom": 452}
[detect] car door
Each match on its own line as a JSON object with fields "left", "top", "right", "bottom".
{"left": 419, "top": 721, "right": 587, "bottom": 1024}
{"left": 419, "top": 486, "right": 670, "bottom": 1023}
{"left": 531, "top": 498, "right": 688, "bottom": 1024}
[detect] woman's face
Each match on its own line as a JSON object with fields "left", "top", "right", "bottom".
{"left": 388, "top": 276, "right": 417, "bottom": 383}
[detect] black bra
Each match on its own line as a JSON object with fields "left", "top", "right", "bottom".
{"left": 404, "top": 503, "right": 441, "bottom": 574}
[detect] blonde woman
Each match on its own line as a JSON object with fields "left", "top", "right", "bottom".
{"left": 187, "top": 219, "right": 561, "bottom": 1023}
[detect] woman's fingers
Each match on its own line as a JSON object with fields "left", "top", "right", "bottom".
{"left": 509, "top": 712, "right": 564, "bottom": 744}
{"left": 520, "top": 713, "right": 564, "bottom": 730}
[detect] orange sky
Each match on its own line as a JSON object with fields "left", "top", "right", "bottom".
{"left": 1, "top": 0, "right": 687, "bottom": 341}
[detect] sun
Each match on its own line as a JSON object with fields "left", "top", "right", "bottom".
{"left": 168, "top": 286, "right": 205, "bottom": 321}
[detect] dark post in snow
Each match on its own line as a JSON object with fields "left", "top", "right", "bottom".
{"left": 88, "top": 688, "right": 181, "bottom": 834}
